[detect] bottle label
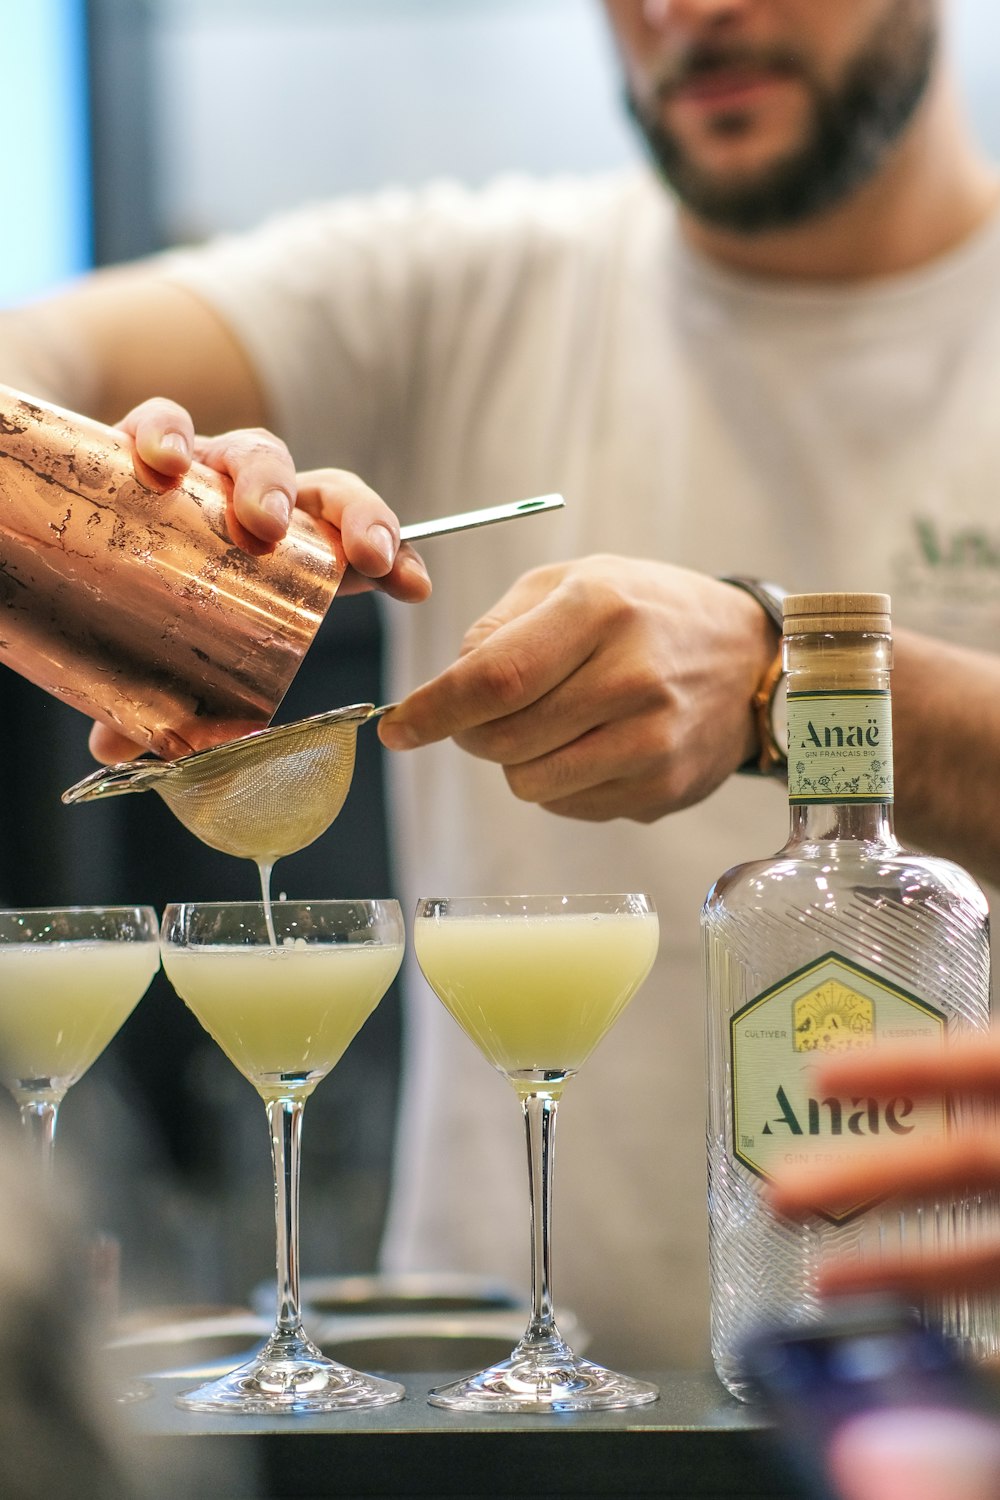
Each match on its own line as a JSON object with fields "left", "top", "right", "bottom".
{"left": 730, "top": 952, "right": 945, "bottom": 1221}
{"left": 787, "top": 690, "right": 893, "bottom": 804}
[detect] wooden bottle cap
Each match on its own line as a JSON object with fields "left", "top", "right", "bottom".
{"left": 783, "top": 592, "right": 891, "bottom": 636}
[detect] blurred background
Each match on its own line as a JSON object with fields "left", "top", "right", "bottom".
{"left": 1, "top": 0, "right": 999, "bottom": 1314}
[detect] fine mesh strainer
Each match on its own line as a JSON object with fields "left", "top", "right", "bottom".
{"left": 61, "top": 703, "right": 390, "bottom": 863}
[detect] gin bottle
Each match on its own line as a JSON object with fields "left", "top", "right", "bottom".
{"left": 702, "top": 591, "right": 998, "bottom": 1400}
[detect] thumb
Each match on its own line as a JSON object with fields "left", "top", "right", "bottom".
{"left": 459, "top": 564, "right": 566, "bottom": 656}
{"left": 89, "top": 721, "right": 147, "bottom": 765}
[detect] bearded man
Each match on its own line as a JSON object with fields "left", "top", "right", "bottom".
{"left": 3, "top": 0, "right": 1000, "bottom": 1368}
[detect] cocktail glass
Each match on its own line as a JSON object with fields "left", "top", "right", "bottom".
{"left": 160, "top": 899, "right": 405, "bottom": 1413}
{"left": 413, "top": 892, "right": 660, "bottom": 1412}
{"left": 0, "top": 905, "right": 160, "bottom": 1173}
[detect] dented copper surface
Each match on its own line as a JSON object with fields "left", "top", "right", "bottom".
{"left": 0, "top": 385, "right": 345, "bottom": 758}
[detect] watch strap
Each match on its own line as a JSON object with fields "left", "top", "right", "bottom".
{"left": 720, "top": 577, "right": 788, "bottom": 777}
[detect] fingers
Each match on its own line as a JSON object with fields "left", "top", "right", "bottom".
{"left": 115, "top": 397, "right": 195, "bottom": 479}
{"left": 194, "top": 427, "right": 297, "bottom": 547}
{"left": 818, "top": 1242, "right": 1000, "bottom": 1299}
{"left": 770, "top": 1131, "right": 1000, "bottom": 1221}
{"left": 113, "top": 411, "right": 433, "bottom": 592}
{"left": 769, "top": 1035, "right": 1000, "bottom": 1222}
{"left": 88, "top": 721, "right": 147, "bottom": 765}
{"left": 768, "top": 1039, "right": 1000, "bottom": 1301}
{"left": 770, "top": 1132, "right": 1000, "bottom": 1300}
{"left": 295, "top": 469, "right": 430, "bottom": 602}
{"left": 378, "top": 559, "right": 732, "bottom": 824}
{"left": 810, "top": 1033, "right": 1000, "bottom": 1101}
{"left": 507, "top": 713, "right": 683, "bottom": 822}
{"left": 115, "top": 402, "right": 296, "bottom": 546}
{"left": 379, "top": 574, "right": 599, "bottom": 750}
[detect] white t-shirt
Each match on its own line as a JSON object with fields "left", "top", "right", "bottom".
{"left": 162, "top": 168, "right": 1000, "bottom": 1368}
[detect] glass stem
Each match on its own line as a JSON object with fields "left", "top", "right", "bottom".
{"left": 267, "top": 1096, "right": 305, "bottom": 1339}
{"left": 522, "top": 1090, "right": 560, "bottom": 1346}
{"left": 19, "top": 1100, "right": 58, "bottom": 1181}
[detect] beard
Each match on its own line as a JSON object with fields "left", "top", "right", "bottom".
{"left": 626, "top": 0, "right": 937, "bottom": 233}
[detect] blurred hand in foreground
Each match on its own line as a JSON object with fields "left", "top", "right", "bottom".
{"left": 768, "top": 1034, "right": 1000, "bottom": 1299}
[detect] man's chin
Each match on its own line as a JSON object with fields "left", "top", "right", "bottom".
{"left": 629, "top": 96, "right": 821, "bottom": 231}
{"left": 640, "top": 114, "right": 860, "bottom": 233}
{"left": 657, "top": 96, "right": 813, "bottom": 191}
{"left": 656, "top": 155, "right": 809, "bottom": 233}
{"left": 671, "top": 145, "right": 802, "bottom": 203}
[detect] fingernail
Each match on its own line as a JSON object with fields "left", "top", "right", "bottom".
{"left": 366, "top": 524, "right": 395, "bottom": 571}
{"left": 261, "top": 490, "right": 291, "bottom": 527}
{"left": 401, "top": 552, "right": 431, "bottom": 586}
{"left": 161, "top": 431, "right": 188, "bottom": 459}
{"left": 380, "top": 718, "right": 419, "bottom": 750}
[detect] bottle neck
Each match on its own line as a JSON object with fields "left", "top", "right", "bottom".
{"left": 784, "top": 628, "right": 894, "bottom": 844}
{"left": 787, "top": 798, "right": 895, "bottom": 847}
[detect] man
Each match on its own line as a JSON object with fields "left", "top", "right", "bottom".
{"left": 4, "top": 0, "right": 1000, "bottom": 1367}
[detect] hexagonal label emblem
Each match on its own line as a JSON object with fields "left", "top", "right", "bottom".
{"left": 731, "top": 951, "right": 946, "bottom": 1221}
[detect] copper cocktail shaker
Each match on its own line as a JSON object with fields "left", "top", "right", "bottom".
{"left": 0, "top": 385, "right": 345, "bottom": 758}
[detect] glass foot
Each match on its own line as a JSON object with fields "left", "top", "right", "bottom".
{"left": 175, "top": 1329, "right": 404, "bottom": 1414}
{"left": 428, "top": 1336, "right": 659, "bottom": 1413}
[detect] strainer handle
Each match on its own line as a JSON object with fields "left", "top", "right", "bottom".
{"left": 399, "top": 494, "right": 564, "bottom": 544}
{"left": 61, "top": 758, "right": 170, "bottom": 804}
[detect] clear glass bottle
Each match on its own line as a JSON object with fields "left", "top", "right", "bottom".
{"left": 702, "top": 591, "right": 998, "bottom": 1400}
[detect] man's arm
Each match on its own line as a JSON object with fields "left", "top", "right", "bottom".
{"left": 1, "top": 266, "right": 430, "bottom": 587}
{"left": 3, "top": 267, "right": 432, "bottom": 766}
{"left": 892, "top": 628, "right": 1000, "bottom": 881}
{"left": 1, "top": 268, "right": 267, "bottom": 432}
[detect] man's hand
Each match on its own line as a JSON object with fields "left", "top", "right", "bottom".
{"left": 89, "top": 396, "right": 431, "bottom": 764}
{"left": 768, "top": 1035, "right": 1000, "bottom": 1298}
{"left": 379, "top": 556, "right": 778, "bottom": 822}
{"left": 116, "top": 396, "right": 431, "bottom": 598}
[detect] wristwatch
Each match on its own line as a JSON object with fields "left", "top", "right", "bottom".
{"left": 720, "top": 577, "right": 789, "bottom": 777}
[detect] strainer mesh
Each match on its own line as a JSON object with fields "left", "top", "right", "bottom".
{"left": 155, "top": 719, "right": 360, "bottom": 861}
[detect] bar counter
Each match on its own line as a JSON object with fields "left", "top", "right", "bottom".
{"left": 128, "top": 1370, "right": 799, "bottom": 1498}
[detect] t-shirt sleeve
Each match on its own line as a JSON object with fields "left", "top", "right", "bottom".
{"left": 152, "top": 187, "right": 448, "bottom": 478}
{"left": 149, "top": 170, "right": 646, "bottom": 508}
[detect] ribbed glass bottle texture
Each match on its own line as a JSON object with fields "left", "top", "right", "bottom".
{"left": 702, "top": 594, "right": 999, "bottom": 1400}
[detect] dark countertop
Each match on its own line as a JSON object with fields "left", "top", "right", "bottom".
{"left": 127, "top": 1369, "right": 801, "bottom": 1499}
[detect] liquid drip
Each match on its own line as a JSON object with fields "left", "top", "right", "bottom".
{"left": 257, "top": 862, "right": 277, "bottom": 948}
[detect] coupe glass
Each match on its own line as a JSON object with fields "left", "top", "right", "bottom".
{"left": 413, "top": 892, "right": 660, "bottom": 1412}
{"left": 160, "top": 899, "right": 405, "bottom": 1413}
{"left": 0, "top": 905, "right": 160, "bottom": 1173}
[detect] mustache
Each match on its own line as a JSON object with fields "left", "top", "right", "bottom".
{"left": 651, "top": 41, "right": 804, "bottom": 101}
